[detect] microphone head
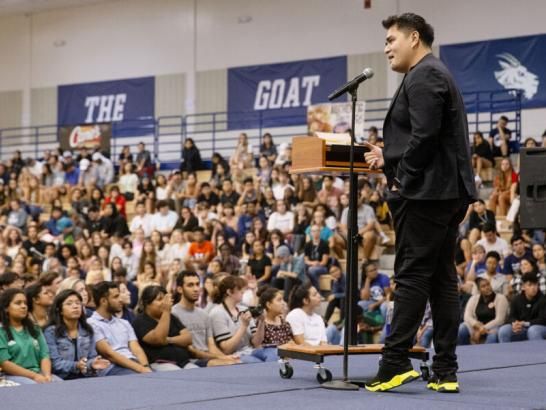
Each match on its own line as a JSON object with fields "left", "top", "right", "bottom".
{"left": 362, "top": 67, "right": 374, "bottom": 79}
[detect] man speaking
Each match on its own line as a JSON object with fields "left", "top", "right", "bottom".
{"left": 363, "top": 13, "right": 476, "bottom": 393}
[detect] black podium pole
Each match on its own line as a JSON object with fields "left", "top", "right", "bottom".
{"left": 321, "top": 88, "right": 361, "bottom": 391}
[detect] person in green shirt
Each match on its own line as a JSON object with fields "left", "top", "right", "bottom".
{"left": 0, "top": 288, "right": 61, "bottom": 384}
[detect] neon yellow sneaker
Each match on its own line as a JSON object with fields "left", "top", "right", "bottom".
{"left": 364, "top": 364, "right": 420, "bottom": 392}
{"left": 427, "top": 374, "right": 460, "bottom": 393}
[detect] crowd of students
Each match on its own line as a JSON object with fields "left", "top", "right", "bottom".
{"left": 0, "top": 127, "right": 544, "bottom": 386}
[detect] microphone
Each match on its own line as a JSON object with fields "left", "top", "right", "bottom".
{"left": 328, "top": 68, "right": 374, "bottom": 101}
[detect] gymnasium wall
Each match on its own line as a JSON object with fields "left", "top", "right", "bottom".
{"left": 0, "top": 0, "right": 544, "bottom": 137}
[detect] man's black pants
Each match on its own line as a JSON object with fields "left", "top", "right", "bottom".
{"left": 382, "top": 190, "right": 468, "bottom": 377}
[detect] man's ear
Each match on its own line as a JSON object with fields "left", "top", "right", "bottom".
{"left": 410, "top": 30, "right": 420, "bottom": 48}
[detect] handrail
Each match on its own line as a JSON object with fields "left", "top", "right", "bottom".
{"left": 0, "top": 88, "right": 522, "bottom": 165}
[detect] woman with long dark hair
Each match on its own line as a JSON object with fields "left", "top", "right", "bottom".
{"left": 43, "top": 290, "right": 110, "bottom": 379}
{"left": 132, "top": 285, "right": 193, "bottom": 370}
{"left": 26, "top": 283, "right": 54, "bottom": 328}
{"left": 286, "top": 283, "right": 327, "bottom": 346}
{"left": 259, "top": 287, "right": 293, "bottom": 352}
{"left": 180, "top": 138, "right": 204, "bottom": 173}
{"left": 0, "top": 288, "right": 60, "bottom": 384}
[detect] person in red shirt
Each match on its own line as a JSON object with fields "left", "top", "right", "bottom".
{"left": 187, "top": 227, "right": 214, "bottom": 272}
{"left": 103, "top": 186, "right": 127, "bottom": 218}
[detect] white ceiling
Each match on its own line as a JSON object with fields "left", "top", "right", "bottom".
{"left": 0, "top": 0, "right": 112, "bottom": 16}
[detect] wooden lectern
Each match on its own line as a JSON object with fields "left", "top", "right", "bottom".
{"left": 290, "top": 136, "right": 376, "bottom": 174}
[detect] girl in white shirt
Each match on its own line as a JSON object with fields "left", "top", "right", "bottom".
{"left": 118, "top": 163, "right": 139, "bottom": 201}
{"left": 286, "top": 283, "right": 328, "bottom": 346}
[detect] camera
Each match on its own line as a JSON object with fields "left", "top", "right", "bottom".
{"left": 247, "top": 305, "right": 264, "bottom": 319}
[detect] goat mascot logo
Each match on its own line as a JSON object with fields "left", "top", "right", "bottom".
{"left": 494, "top": 53, "right": 539, "bottom": 100}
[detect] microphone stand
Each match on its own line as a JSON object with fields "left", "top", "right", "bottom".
{"left": 321, "top": 87, "right": 361, "bottom": 391}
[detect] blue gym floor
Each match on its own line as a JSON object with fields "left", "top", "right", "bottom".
{"left": 1, "top": 341, "right": 544, "bottom": 410}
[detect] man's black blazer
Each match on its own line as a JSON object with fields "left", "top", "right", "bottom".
{"left": 383, "top": 53, "right": 477, "bottom": 201}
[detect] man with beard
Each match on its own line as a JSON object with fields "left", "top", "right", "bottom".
{"left": 88, "top": 282, "right": 152, "bottom": 375}
{"left": 171, "top": 271, "right": 239, "bottom": 367}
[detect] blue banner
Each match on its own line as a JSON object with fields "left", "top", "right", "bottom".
{"left": 440, "top": 34, "right": 546, "bottom": 109}
{"left": 227, "top": 56, "right": 347, "bottom": 128}
{"left": 58, "top": 77, "right": 155, "bottom": 135}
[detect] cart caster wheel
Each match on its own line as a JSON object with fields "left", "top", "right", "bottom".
{"left": 279, "top": 363, "right": 294, "bottom": 379}
{"left": 316, "top": 368, "right": 333, "bottom": 384}
{"left": 420, "top": 365, "right": 431, "bottom": 382}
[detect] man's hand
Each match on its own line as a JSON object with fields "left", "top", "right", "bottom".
{"left": 363, "top": 141, "right": 385, "bottom": 170}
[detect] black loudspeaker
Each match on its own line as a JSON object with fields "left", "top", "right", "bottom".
{"left": 520, "top": 147, "right": 546, "bottom": 229}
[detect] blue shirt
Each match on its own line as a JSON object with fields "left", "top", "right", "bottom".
{"left": 367, "top": 273, "right": 391, "bottom": 301}
{"left": 503, "top": 250, "right": 533, "bottom": 275}
{"left": 88, "top": 311, "right": 137, "bottom": 362}
{"left": 65, "top": 167, "right": 80, "bottom": 186}
{"left": 304, "top": 226, "right": 333, "bottom": 241}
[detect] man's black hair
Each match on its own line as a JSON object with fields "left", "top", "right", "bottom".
{"left": 92, "top": 281, "right": 119, "bottom": 306}
{"left": 382, "top": 13, "right": 435, "bottom": 47}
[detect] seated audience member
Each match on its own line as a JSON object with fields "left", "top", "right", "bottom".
{"left": 259, "top": 133, "right": 277, "bottom": 163}
{"left": 359, "top": 262, "right": 391, "bottom": 323}
{"left": 460, "top": 244, "right": 487, "bottom": 294}
{"left": 103, "top": 185, "right": 127, "bottom": 218}
{"left": 197, "top": 182, "right": 220, "bottom": 210}
{"left": 172, "top": 271, "right": 239, "bottom": 367}
{"left": 303, "top": 224, "right": 330, "bottom": 290}
{"left": 471, "top": 132, "right": 494, "bottom": 177}
{"left": 498, "top": 274, "right": 546, "bottom": 342}
{"left": 26, "top": 283, "right": 54, "bottom": 328}
{"left": 209, "top": 276, "right": 269, "bottom": 363}
{"left": 272, "top": 170, "right": 294, "bottom": 201}
{"left": 476, "top": 251, "right": 507, "bottom": 295}
{"left": 180, "top": 138, "right": 203, "bottom": 173}
{"left": 100, "top": 202, "right": 129, "bottom": 237}
{"left": 213, "top": 243, "right": 240, "bottom": 275}
{"left": 132, "top": 285, "right": 194, "bottom": 371}
{"left": 286, "top": 283, "right": 327, "bottom": 346}
{"left": 129, "top": 202, "right": 153, "bottom": 238}
{"left": 187, "top": 227, "right": 215, "bottom": 272}
{"left": 503, "top": 236, "right": 533, "bottom": 278}
{"left": 118, "top": 162, "right": 139, "bottom": 201}
{"left": 488, "top": 115, "right": 511, "bottom": 157}
{"left": 116, "top": 282, "right": 136, "bottom": 323}
{"left": 44, "top": 290, "right": 110, "bottom": 379}
{"left": 509, "top": 257, "right": 542, "bottom": 298}
{"left": 246, "top": 240, "right": 272, "bottom": 285}
{"left": 0, "top": 289, "right": 61, "bottom": 384}
{"left": 271, "top": 245, "right": 305, "bottom": 301}
{"left": 57, "top": 277, "right": 94, "bottom": 317}
{"left": 6, "top": 199, "right": 28, "bottom": 231}
{"left": 39, "top": 271, "right": 63, "bottom": 295}
{"left": 340, "top": 193, "right": 383, "bottom": 257}
{"left": 467, "top": 200, "right": 496, "bottom": 245}
{"left": 476, "top": 223, "right": 510, "bottom": 257}
{"left": 259, "top": 287, "right": 293, "bottom": 353}
{"left": 267, "top": 200, "right": 294, "bottom": 236}
{"left": 324, "top": 265, "right": 346, "bottom": 324}
{"left": 0, "top": 272, "right": 24, "bottom": 291}
{"left": 488, "top": 158, "right": 517, "bottom": 217}
{"left": 88, "top": 282, "right": 152, "bottom": 375}
{"left": 150, "top": 200, "right": 178, "bottom": 235}
{"left": 458, "top": 278, "right": 509, "bottom": 345}
{"left": 229, "top": 133, "right": 253, "bottom": 170}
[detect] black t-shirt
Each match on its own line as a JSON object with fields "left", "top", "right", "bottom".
{"left": 23, "top": 239, "right": 46, "bottom": 255}
{"left": 468, "top": 210, "right": 496, "bottom": 231}
{"left": 475, "top": 294, "right": 497, "bottom": 324}
{"left": 132, "top": 313, "right": 190, "bottom": 367}
{"left": 197, "top": 192, "right": 219, "bottom": 207}
{"left": 304, "top": 240, "right": 329, "bottom": 262}
{"left": 220, "top": 191, "right": 240, "bottom": 206}
{"left": 248, "top": 255, "right": 272, "bottom": 280}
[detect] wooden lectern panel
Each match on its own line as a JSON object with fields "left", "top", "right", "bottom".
{"left": 291, "top": 136, "right": 379, "bottom": 175}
